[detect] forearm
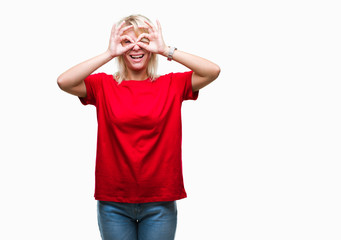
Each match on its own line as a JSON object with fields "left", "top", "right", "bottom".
{"left": 161, "top": 48, "right": 220, "bottom": 78}
{"left": 160, "top": 48, "right": 220, "bottom": 91}
{"left": 57, "top": 50, "right": 113, "bottom": 89}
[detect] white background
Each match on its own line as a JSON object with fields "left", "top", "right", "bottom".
{"left": 1, "top": 0, "right": 340, "bottom": 239}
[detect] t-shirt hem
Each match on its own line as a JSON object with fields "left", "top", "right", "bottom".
{"left": 94, "top": 194, "right": 187, "bottom": 203}
{"left": 78, "top": 81, "right": 92, "bottom": 105}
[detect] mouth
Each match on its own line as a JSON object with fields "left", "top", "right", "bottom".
{"left": 130, "top": 54, "right": 144, "bottom": 60}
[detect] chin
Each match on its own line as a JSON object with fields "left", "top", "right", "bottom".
{"left": 124, "top": 54, "right": 150, "bottom": 71}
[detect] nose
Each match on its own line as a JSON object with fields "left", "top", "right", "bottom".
{"left": 132, "top": 43, "right": 141, "bottom": 51}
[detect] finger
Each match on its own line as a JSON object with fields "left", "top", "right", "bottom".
{"left": 144, "top": 20, "right": 156, "bottom": 33}
{"left": 138, "top": 25, "right": 148, "bottom": 29}
{"left": 156, "top": 19, "right": 162, "bottom": 32}
{"left": 120, "top": 36, "right": 134, "bottom": 49}
{"left": 137, "top": 26, "right": 151, "bottom": 36}
{"left": 136, "top": 33, "right": 150, "bottom": 42}
{"left": 116, "top": 20, "right": 126, "bottom": 32}
{"left": 110, "top": 23, "right": 117, "bottom": 37}
{"left": 119, "top": 25, "right": 133, "bottom": 36}
{"left": 123, "top": 43, "right": 135, "bottom": 52}
{"left": 120, "top": 34, "right": 134, "bottom": 43}
{"left": 136, "top": 41, "right": 149, "bottom": 50}
{"left": 111, "top": 21, "right": 126, "bottom": 39}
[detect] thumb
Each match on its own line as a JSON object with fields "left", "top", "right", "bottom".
{"left": 136, "top": 42, "right": 149, "bottom": 50}
{"left": 123, "top": 43, "right": 135, "bottom": 52}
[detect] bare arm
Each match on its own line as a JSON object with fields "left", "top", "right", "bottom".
{"left": 57, "top": 51, "right": 114, "bottom": 97}
{"left": 161, "top": 49, "right": 220, "bottom": 92}
{"left": 57, "top": 22, "right": 134, "bottom": 97}
{"left": 137, "top": 20, "right": 220, "bottom": 92}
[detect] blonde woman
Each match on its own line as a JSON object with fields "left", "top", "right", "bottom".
{"left": 57, "top": 14, "right": 220, "bottom": 240}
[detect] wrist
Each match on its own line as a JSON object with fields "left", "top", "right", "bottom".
{"left": 161, "top": 46, "right": 170, "bottom": 57}
{"left": 166, "top": 46, "right": 177, "bottom": 61}
{"left": 105, "top": 49, "right": 117, "bottom": 59}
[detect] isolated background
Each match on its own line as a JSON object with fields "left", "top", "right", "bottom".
{"left": 1, "top": 0, "right": 340, "bottom": 239}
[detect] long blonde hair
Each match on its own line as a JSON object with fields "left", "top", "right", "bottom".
{"left": 115, "top": 14, "right": 158, "bottom": 84}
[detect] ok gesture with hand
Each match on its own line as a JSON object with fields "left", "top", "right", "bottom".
{"left": 136, "top": 20, "right": 168, "bottom": 56}
{"left": 107, "top": 21, "right": 135, "bottom": 58}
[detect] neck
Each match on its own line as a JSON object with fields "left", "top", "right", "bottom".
{"left": 126, "top": 69, "right": 148, "bottom": 81}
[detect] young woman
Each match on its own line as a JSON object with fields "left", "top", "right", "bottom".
{"left": 57, "top": 14, "right": 220, "bottom": 240}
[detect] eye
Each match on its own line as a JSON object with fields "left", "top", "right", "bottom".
{"left": 139, "top": 38, "right": 150, "bottom": 44}
{"left": 121, "top": 40, "right": 132, "bottom": 46}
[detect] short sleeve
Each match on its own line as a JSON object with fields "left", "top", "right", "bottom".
{"left": 171, "top": 71, "right": 199, "bottom": 101}
{"left": 78, "top": 73, "right": 104, "bottom": 106}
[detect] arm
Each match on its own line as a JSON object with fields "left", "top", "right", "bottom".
{"left": 161, "top": 49, "right": 220, "bottom": 92}
{"left": 137, "top": 20, "right": 220, "bottom": 92}
{"left": 57, "top": 51, "right": 114, "bottom": 97}
{"left": 57, "top": 22, "right": 135, "bottom": 97}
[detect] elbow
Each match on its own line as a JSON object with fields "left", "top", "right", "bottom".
{"left": 57, "top": 76, "right": 63, "bottom": 90}
{"left": 57, "top": 75, "right": 67, "bottom": 90}
{"left": 215, "top": 65, "right": 221, "bottom": 79}
{"left": 211, "top": 64, "right": 221, "bottom": 81}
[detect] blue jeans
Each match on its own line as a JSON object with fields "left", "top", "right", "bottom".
{"left": 97, "top": 201, "right": 177, "bottom": 240}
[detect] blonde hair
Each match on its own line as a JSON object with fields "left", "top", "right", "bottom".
{"left": 114, "top": 14, "right": 158, "bottom": 84}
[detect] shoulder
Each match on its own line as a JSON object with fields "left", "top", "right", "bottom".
{"left": 156, "top": 71, "right": 193, "bottom": 87}
{"left": 86, "top": 72, "right": 115, "bottom": 84}
{"left": 156, "top": 71, "right": 193, "bottom": 81}
{"left": 87, "top": 72, "right": 113, "bottom": 80}
{"left": 156, "top": 72, "right": 172, "bottom": 80}
{"left": 159, "top": 71, "right": 193, "bottom": 79}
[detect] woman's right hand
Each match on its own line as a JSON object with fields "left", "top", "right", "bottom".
{"left": 107, "top": 21, "right": 135, "bottom": 58}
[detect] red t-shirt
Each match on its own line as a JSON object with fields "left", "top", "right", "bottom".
{"left": 79, "top": 71, "right": 198, "bottom": 203}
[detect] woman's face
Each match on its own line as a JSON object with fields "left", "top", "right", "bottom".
{"left": 121, "top": 28, "right": 151, "bottom": 73}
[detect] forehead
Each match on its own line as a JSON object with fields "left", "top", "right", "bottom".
{"left": 123, "top": 23, "right": 149, "bottom": 38}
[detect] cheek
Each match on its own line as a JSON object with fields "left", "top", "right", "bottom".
{"left": 123, "top": 54, "right": 130, "bottom": 63}
{"left": 144, "top": 53, "right": 152, "bottom": 62}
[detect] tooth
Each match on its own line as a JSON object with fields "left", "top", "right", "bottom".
{"left": 130, "top": 54, "right": 144, "bottom": 59}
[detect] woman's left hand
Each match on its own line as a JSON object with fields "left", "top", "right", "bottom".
{"left": 136, "top": 20, "right": 168, "bottom": 56}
